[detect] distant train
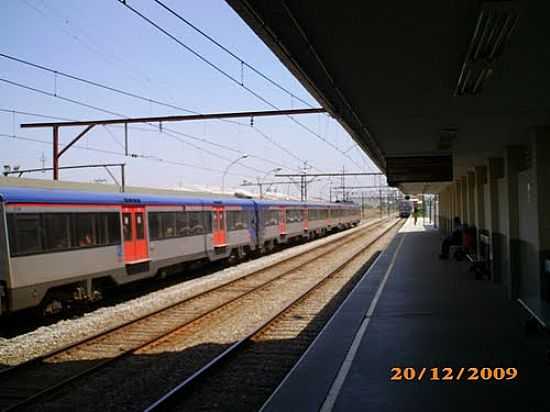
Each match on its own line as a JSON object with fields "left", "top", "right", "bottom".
{"left": 398, "top": 198, "right": 412, "bottom": 218}
{"left": 0, "top": 186, "right": 361, "bottom": 316}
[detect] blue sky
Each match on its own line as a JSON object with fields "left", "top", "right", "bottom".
{"left": 0, "top": 0, "right": 381, "bottom": 199}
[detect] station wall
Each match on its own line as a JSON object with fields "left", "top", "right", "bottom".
{"left": 437, "top": 127, "right": 550, "bottom": 321}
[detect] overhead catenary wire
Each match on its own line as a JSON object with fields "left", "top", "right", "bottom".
{"left": 0, "top": 53, "right": 306, "bottom": 172}
{"left": 0, "top": 133, "right": 257, "bottom": 179}
{"left": 0, "top": 107, "right": 292, "bottom": 178}
{"left": 115, "top": 1, "right": 363, "bottom": 171}
{"left": 151, "top": 0, "right": 314, "bottom": 109}
{"left": 0, "top": 78, "right": 279, "bottom": 175}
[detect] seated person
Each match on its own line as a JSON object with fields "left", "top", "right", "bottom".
{"left": 439, "top": 217, "right": 463, "bottom": 259}
{"left": 79, "top": 233, "right": 93, "bottom": 247}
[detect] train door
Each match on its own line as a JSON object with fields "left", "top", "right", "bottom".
{"left": 303, "top": 208, "right": 309, "bottom": 231}
{"left": 279, "top": 207, "right": 286, "bottom": 234}
{"left": 122, "top": 206, "right": 149, "bottom": 263}
{"left": 212, "top": 206, "right": 226, "bottom": 247}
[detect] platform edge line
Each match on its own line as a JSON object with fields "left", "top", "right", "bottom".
{"left": 258, "top": 234, "right": 393, "bottom": 412}
{"left": 319, "top": 233, "right": 407, "bottom": 412}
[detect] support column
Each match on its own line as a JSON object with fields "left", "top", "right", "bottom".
{"left": 504, "top": 146, "right": 523, "bottom": 299}
{"left": 452, "top": 182, "right": 460, "bottom": 229}
{"left": 486, "top": 157, "right": 504, "bottom": 282}
{"left": 439, "top": 187, "right": 449, "bottom": 233}
{"left": 460, "top": 176, "right": 468, "bottom": 224}
{"left": 530, "top": 127, "right": 550, "bottom": 302}
{"left": 439, "top": 186, "right": 451, "bottom": 233}
{"left": 467, "top": 171, "right": 475, "bottom": 227}
{"left": 474, "top": 166, "right": 487, "bottom": 257}
{"left": 52, "top": 126, "right": 59, "bottom": 180}
{"left": 455, "top": 181, "right": 462, "bottom": 225}
{"left": 474, "top": 166, "right": 487, "bottom": 231}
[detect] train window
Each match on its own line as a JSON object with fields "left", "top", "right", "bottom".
{"left": 188, "top": 212, "right": 205, "bottom": 235}
{"left": 309, "top": 209, "right": 318, "bottom": 221}
{"left": 43, "top": 214, "right": 71, "bottom": 250}
{"left": 95, "top": 214, "right": 108, "bottom": 245}
{"left": 202, "top": 211, "right": 212, "bottom": 233}
{"left": 285, "top": 209, "right": 293, "bottom": 223}
{"left": 263, "top": 209, "right": 278, "bottom": 226}
{"left": 161, "top": 212, "right": 176, "bottom": 238}
{"left": 269, "top": 210, "right": 279, "bottom": 226}
{"left": 6, "top": 214, "right": 16, "bottom": 254}
{"left": 176, "top": 212, "right": 190, "bottom": 236}
{"left": 148, "top": 213, "right": 159, "bottom": 241}
{"left": 75, "top": 214, "right": 96, "bottom": 247}
{"left": 226, "top": 211, "right": 235, "bottom": 230}
{"left": 8, "top": 212, "right": 122, "bottom": 257}
{"left": 227, "top": 210, "right": 249, "bottom": 231}
{"left": 286, "top": 209, "right": 304, "bottom": 223}
{"left": 122, "top": 213, "right": 133, "bottom": 241}
{"left": 8, "top": 213, "right": 42, "bottom": 256}
{"left": 149, "top": 211, "right": 210, "bottom": 239}
{"left": 106, "top": 213, "right": 121, "bottom": 244}
{"left": 135, "top": 212, "right": 145, "bottom": 240}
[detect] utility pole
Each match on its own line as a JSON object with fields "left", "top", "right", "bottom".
{"left": 300, "top": 161, "right": 312, "bottom": 201}
{"left": 257, "top": 178, "right": 264, "bottom": 199}
{"left": 379, "top": 186, "right": 383, "bottom": 218}
{"left": 341, "top": 165, "right": 345, "bottom": 201}
{"left": 40, "top": 153, "right": 46, "bottom": 173}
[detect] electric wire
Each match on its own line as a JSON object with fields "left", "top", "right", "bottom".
{"left": 117, "top": 0, "right": 361, "bottom": 170}
{"left": 0, "top": 53, "right": 305, "bottom": 172}
{"left": 151, "top": 0, "right": 314, "bottom": 109}
{"left": 116, "top": 0, "right": 360, "bottom": 170}
{"left": 0, "top": 133, "right": 257, "bottom": 179}
{"left": 0, "top": 78, "right": 270, "bottom": 175}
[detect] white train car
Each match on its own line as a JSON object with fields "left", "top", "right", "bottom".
{"left": 0, "top": 186, "right": 361, "bottom": 316}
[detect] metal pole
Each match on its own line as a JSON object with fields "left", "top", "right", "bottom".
{"left": 341, "top": 166, "right": 345, "bottom": 201}
{"left": 222, "top": 154, "right": 248, "bottom": 194}
{"left": 124, "top": 123, "right": 128, "bottom": 156}
{"left": 121, "top": 164, "right": 126, "bottom": 192}
{"left": 379, "top": 187, "right": 382, "bottom": 218}
{"left": 53, "top": 126, "right": 59, "bottom": 180}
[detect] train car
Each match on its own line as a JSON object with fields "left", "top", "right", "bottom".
{"left": 0, "top": 186, "right": 361, "bottom": 316}
{"left": 399, "top": 198, "right": 412, "bottom": 218}
{"left": 330, "top": 202, "right": 361, "bottom": 229}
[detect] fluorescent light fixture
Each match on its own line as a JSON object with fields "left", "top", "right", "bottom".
{"left": 454, "top": 2, "right": 519, "bottom": 96}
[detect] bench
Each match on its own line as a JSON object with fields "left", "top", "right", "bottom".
{"left": 517, "top": 294, "right": 550, "bottom": 362}
{"left": 466, "top": 231, "right": 491, "bottom": 280}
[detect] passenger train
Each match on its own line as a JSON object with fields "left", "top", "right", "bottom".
{"left": 398, "top": 198, "right": 412, "bottom": 218}
{"left": 0, "top": 186, "right": 361, "bottom": 316}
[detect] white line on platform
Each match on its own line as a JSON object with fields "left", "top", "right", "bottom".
{"left": 320, "top": 233, "right": 407, "bottom": 412}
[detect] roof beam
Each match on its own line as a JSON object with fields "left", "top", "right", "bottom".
{"left": 20, "top": 108, "right": 326, "bottom": 128}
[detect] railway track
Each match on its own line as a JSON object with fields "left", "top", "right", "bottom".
{"left": 0, "top": 218, "right": 395, "bottom": 411}
{"left": 143, "top": 218, "right": 403, "bottom": 411}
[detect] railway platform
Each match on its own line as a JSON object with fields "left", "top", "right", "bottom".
{"left": 261, "top": 218, "right": 550, "bottom": 412}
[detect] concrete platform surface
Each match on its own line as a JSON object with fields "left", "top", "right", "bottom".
{"left": 262, "top": 219, "right": 549, "bottom": 412}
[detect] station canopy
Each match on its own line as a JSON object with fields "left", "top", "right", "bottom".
{"left": 227, "top": 0, "right": 550, "bottom": 193}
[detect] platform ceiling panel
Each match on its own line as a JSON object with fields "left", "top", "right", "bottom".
{"left": 227, "top": 0, "right": 550, "bottom": 192}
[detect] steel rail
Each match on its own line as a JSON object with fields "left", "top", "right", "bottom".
{"left": 0, "top": 218, "right": 380, "bottom": 378}
{"left": 0, "top": 219, "right": 391, "bottom": 411}
{"left": 144, "top": 219, "right": 403, "bottom": 411}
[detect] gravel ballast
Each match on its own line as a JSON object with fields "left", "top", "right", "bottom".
{"left": 0, "top": 219, "right": 383, "bottom": 367}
